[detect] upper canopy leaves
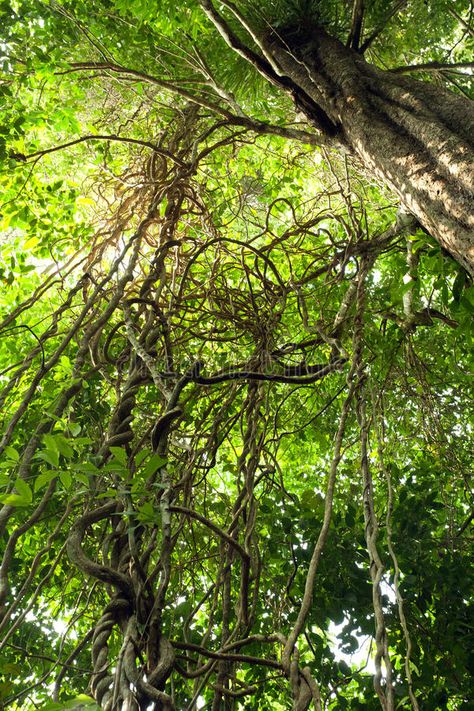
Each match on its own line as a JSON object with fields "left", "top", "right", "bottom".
{"left": 0, "top": 2, "right": 473, "bottom": 710}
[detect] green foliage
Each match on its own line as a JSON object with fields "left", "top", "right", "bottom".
{"left": 0, "top": 1, "right": 472, "bottom": 709}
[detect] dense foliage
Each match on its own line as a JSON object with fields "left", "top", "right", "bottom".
{"left": 0, "top": 1, "right": 473, "bottom": 709}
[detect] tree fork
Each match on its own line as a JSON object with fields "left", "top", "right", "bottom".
{"left": 261, "top": 25, "right": 474, "bottom": 276}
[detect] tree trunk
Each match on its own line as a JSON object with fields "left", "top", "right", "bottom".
{"left": 266, "top": 26, "right": 474, "bottom": 276}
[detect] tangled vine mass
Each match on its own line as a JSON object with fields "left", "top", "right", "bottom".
{"left": 0, "top": 3, "right": 473, "bottom": 708}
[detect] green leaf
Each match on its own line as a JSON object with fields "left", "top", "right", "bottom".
{"left": 43, "top": 433, "right": 59, "bottom": 452}
{"left": 0, "top": 493, "right": 30, "bottom": 506}
{"left": 4, "top": 445, "right": 19, "bottom": 461}
{"left": 55, "top": 434, "right": 75, "bottom": 459}
{"left": 109, "top": 446, "right": 128, "bottom": 466}
{"left": 102, "top": 462, "right": 128, "bottom": 478}
{"left": 35, "top": 470, "right": 57, "bottom": 491}
{"left": 59, "top": 470, "right": 72, "bottom": 488}
{"left": 36, "top": 449, "right": 60, "bottom": 468}
{"left": 14, "top": 478, "right": 32, "bottom": 503}
{"left": 137, "top": 500, "right": 158, "bottom": 524}
{"left": 68, "top": 422, "right": 82, "bottom": 436}
{"left": 452, "top": 270, "right": 466, "bottom": 303}
{"left": 141, "top": 454, "right": 167, "bottom": 479}
{"left": 460, "top": 289, "right": 474, "bottom": 314}
{"left": 74, "top": 462, "right": 100, "bottom": 475}
{"left": 135, "top": 448, "right": 151, "bottom": 466}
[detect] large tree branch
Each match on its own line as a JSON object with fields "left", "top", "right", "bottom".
{"left": 67, "top": 61, "right": 239, "bottom": 119}
{"left": 347, "top": 0, "right": 365, "bottom": 51}
{"left": 212, "top": 0, "right": 284, "bottom": 77}
{"left": 390, "top": 60, "right": 474, "bottom": 74}
{"left": 198, "top": 0, "right": 284, "bottom": 85}
{"left": 229, "top": 117, "right": 323, "bottom": 146}
{"left": 12, "top": 123, "right": 324, "bottom": 172}
{"left": 198, "top": 0, "right": 340, "bottom": 138}
{"left": 13, "top": 134, "right": 187, "bottom": 165}
{"left": 60, "top": 62, "right": 328, "bottom": 147}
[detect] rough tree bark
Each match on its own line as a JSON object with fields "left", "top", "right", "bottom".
{"left": 261, "top": 25, "right": 474, "bottom": 276}
{"left": 200, "top": 7, "right": 471, "bottom": 278}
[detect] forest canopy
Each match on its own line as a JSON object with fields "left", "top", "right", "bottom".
{"left": 0, "top": 1, "right": 473, "bottom": 709}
